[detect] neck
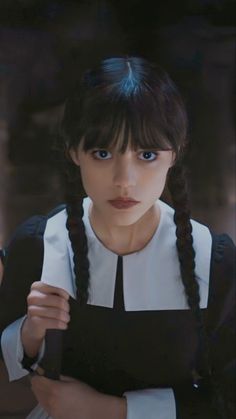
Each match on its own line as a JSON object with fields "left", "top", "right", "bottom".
{"left": 88, "top": 202, "right": 161, "bottom": 256}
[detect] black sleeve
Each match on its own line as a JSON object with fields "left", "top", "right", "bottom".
{"left": 174, "top": 234, "right": 236, "bottom": 419}
{"left": 0, "top": 215, "right": 46, "bottom": 359}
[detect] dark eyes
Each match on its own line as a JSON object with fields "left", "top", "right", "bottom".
{"left": 93, "top": 150, "right": 111, "bottom": 160}
{"left": 140, "top": 151, "right": 158, "bottom": 161}
{"left": 92, "top": 150, "right": 159, "bottom": 162}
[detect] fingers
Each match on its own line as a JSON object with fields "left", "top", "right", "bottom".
{"left": 30, "top": 281, "right": 70, "bottom": 300}
{"left": 24, "top": 281, "right": 71, "bottom": 341}
{"left": 30, "top": 375, "right": 56, "bottom": 414}
{"left": 28, "top": 282, "right": 70, "bottom": 316}
{"left": 27, "top": 291, "right": 70, "bottom": 313}
{"left": 28, "top": 306, "right": 70, "bottom": 324}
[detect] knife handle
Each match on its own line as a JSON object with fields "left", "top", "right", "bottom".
{"left": 38, "top": 329, "right": 63, "bottom": 380}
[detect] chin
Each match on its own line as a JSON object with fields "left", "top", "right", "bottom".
{"left": 109, "top": 212, "right": 142, "bottom": 226}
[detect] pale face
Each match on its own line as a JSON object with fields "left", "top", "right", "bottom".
{"left": 69, "top": 139, "right": 175, "bottom": 233}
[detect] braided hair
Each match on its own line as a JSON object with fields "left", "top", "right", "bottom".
{"left": 65, "top": 177, "right": 89, "bottom": 305}
{"left": 59, "top": 56, "right": 228, "bottom": 418}
{"left": 168, "top": 165, "right": 228, "bottom": 418}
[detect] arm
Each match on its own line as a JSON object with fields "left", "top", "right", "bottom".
{"left": 30, "top": 374, "right": 127, "bottom": 419}
{"left": 1, "top": 315, "right": 46, "bottom": 381}
{"left": 0, "top": 217, "right": 71, "bottom": 382}
{"left": 0, "top": 216, "right": 46, "bottom": 379}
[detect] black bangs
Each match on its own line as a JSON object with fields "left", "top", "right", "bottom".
{"left": 79, "top": 94, "right": 177, "bottom": 155}
{"left": 61, "top": 56, "right": 187, "bottom": 162}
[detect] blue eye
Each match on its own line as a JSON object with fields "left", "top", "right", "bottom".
{"left": 91, "top": 149, "right": 158, "bottom": 161}
{"left": 92, "top": 150, "right": 112, "bottom": 160}
{"left": 139, "top": 151, "right": 158, "bottom": 161}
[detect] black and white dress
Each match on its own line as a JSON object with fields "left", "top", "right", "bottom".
{"left": 0, "top": 198, "right": 235, "bottom": 419}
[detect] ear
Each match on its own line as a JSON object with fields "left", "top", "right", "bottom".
{"left": 68, "top": 147, "right": 80, "bottom": 166}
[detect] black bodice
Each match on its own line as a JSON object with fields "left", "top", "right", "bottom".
{"left": 59, "top": 255, "right": 200, "bottom": 396}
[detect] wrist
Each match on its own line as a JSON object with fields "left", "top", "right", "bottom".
{"left": 101, "top": 394, "right": 127, "bottom": 419}
{"left": 21, "top": 317, "right": 44, "bottom": 358}
{"left": 116, "top": 396, "right": 127, "bottom": 419}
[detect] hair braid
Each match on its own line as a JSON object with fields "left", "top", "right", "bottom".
{"left": 168, "top": 164, "right": 228, "bottom": 419}
{"left": 64, "top": 166, "right": 90, "bottom": 305}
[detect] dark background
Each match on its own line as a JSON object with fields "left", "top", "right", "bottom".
{"left": 0, "top": 0, "right": 235, "bottom": 247}
{"left": 0, "top": 1, "right": 235, "bottom": 417}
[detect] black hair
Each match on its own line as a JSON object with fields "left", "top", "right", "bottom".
{"left": 62, "top": 56, "right": 187, "bottom": 157}
{"left": 59, "top": 56, "right": 228, "bottom": 418}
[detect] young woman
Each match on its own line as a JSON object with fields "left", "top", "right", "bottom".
{"left": 0, "top": 56, "right": 235, "bottom": 419}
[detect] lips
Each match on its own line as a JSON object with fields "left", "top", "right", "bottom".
{"left": 110, "top": 197, "right": 139, "bottom": 203}
{"left": 108, "top": 199, "right": 139, "bottom": 209}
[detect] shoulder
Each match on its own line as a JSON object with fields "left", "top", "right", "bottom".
{"left": 159, "top": 199, "right": 235, "bottom": 257}
{"left": 209, "top": 233, "right": 235, "bottom": 305}
{"left": 159, "top": 199, "right": 211, "bottom": 243}
{"left": 159, "top": 199, "right": 235, "bottom": 289}
{"left": 0, "top": 204, "right": 67, "bottom": 297}
{"left": 209, "top": 233, "right": 235, "bottom": 291}
{"left": 4, "top": 204, "right": 67, "bottom": 262}
{"left": 211, "top": 233, "right": 235, "bottom": 265}
{"left": 159, "top": 200, "right": 212, "bottom": 280}
{"left": 7, "top": 204, "right": 66, "bottom": 242}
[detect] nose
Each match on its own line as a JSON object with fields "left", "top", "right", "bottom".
{"left": 112, "top": 156, "right": 137, "bottom": 188}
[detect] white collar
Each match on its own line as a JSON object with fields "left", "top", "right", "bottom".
{"left": 40, "top": 197, "right": 212, "bottom": 310}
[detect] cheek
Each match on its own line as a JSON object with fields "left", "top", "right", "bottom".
{"left": 147, "top": 164, "right": 169, "bottom": 185}
{"left": 148, "top": 166, "right": 169, "bottom": 194}
{"left": 80, "top": 167, "right": 106, "bottom": 193}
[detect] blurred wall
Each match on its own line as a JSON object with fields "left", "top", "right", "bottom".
{"left": 0, "top": 0, "right": 235, "bottom": 245}
{"left": 0, "top": 1, "right": 235, "bottom": 418}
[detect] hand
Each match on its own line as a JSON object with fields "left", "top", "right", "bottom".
{"left": 21, "top": 282, "right": 70, "bottom": 357}
{"left": 30, "top": 375, "right": 127, "bottom": 419}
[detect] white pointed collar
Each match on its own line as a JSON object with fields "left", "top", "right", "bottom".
{"left": 40, "top": 197, "right": 212, "bottom": 310}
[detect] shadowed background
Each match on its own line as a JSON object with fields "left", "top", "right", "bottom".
{"left": 0, "top": 0, "right": 235, "bottom": 417}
